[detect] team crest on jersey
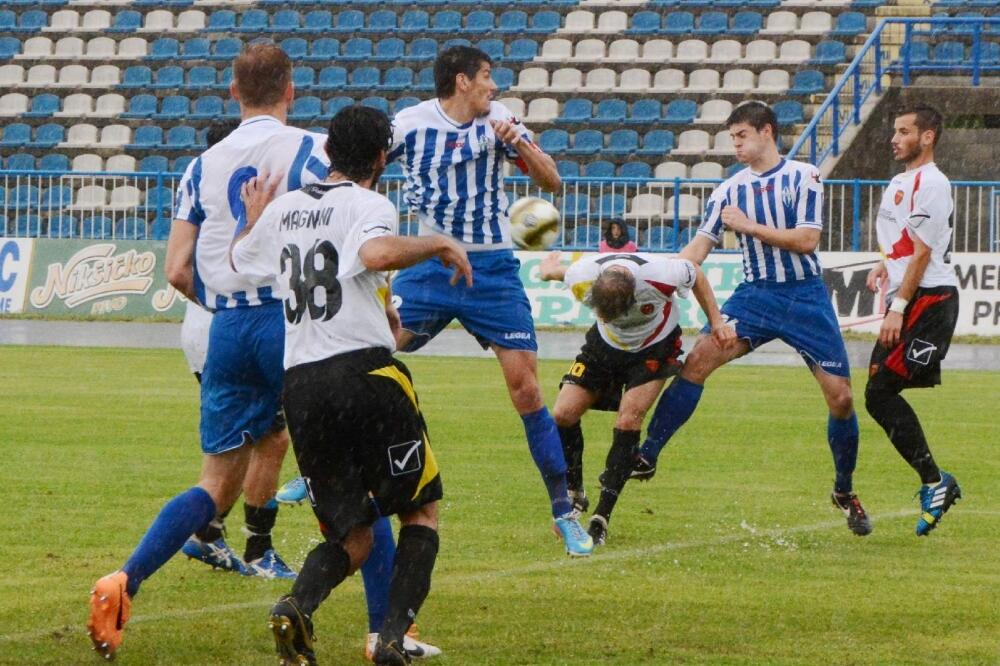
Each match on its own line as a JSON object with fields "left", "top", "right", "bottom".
{"left": 640, "top": 303, "right": 655, "bottom": 315}
{"left": 782, "top": 187, "right": 794, "bottom": 206}
{"left": 388, "top": 440, "right": 423, "bottom": 476}
{"left": 645, "top": 359, "right": 661, "bottom": 373}
{"left": 894, "top": 189, "right": 904, "bottom": 205}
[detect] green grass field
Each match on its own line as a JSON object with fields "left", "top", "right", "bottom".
{"left": 1, "top": 345, "right": 998, "bottom": 665}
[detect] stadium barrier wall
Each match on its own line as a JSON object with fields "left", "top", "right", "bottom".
{"left": 3, "top": 239, "right": 999, "bottom": 336}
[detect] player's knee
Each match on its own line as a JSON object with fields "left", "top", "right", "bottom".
{"left": 400, "top": 501, "right": 438, "bottom": 531}
{"left": 510, "top": 378, "right": 544, "bottom": 414}
{"left": 828, "top": 385, "right": 854, "bottom": 419}
{"left": 341, "top": 525, "right": 374, "bottom": 574}
{"left": 864, "top": 381, "right": 894, "bottom": 419}
{"left": 614, "top": 409, "right": 645, "bottom": 431}
{"left": 680, "top": 346, "right": 717, "bottom": 384}
{"left": 552, "top": 403, "right": 579, "bottom": 428}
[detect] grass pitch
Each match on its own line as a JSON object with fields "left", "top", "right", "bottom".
{"left": 1, "top": 345, "right": 998, "bottom": 665}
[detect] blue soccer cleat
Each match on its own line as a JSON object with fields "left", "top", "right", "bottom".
{"left": 552, "top": 510, "right": 594, "bottom": 557}
{"left": 275, "top": 477, "right": 309, "bottom": 505}
{"left": 916, "top": 471, "right": 962, "bottom": 536}
{"left": 182, "top": 537, "right": 251, "bottom": 575}
{"left": 248, "top": 549, "right": 297, "bottom": 579}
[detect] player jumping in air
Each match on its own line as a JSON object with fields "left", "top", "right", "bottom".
{"left": 865, "top": 104, "right": 962, "bottom": 536}
{"left": 388, "top": 46, "right": 593, "bottom": 556}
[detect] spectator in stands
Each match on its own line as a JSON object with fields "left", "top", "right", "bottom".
{"left": 599, "top": 220, "right": 637, "bottom": 253}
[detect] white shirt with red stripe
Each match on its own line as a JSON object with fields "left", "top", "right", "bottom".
{"left": 876, "top": 162, "right": 958, "bottom": 294}
{"left": 564, "top": 253, "right": 697, "bottom": 352}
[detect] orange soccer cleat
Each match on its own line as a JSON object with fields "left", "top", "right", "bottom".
{"left": 87, "top": 571, "right": 132, "bottom": 661}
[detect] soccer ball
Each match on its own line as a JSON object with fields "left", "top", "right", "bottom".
{"left": 508, "top": 197, "right": 561, "bottom": 251}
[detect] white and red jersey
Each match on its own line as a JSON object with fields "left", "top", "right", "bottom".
{"left": 876, "top": 162, "right": 957, "bottom": 293}
{"left": 564, "top": 253, "right": 697, "bottom": 352}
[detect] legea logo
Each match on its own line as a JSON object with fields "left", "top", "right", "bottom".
{"left": 30, "top": 243, "right": 157, "bottom": 308}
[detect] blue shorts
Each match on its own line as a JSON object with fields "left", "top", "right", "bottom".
{"left": 702, "top": 277, "right": 851, "bottom": 378}
{"left": 200, "top": 301, "right": 285, "bottom": 455}
{"left": 393, "top": 249, "right": 537, "bottom": 353}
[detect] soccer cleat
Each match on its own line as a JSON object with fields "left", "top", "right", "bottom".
{"left": 181, "top": 536, "right": 251, "bottom": 575}
{"left": 87, "top": 571, "right": 131, "bottom": 661}
{"left": 588, "top": 515, "right": 608, "bottom": 546}
{"left": 916, "top": 471, "right": 962, "bottom": 536}
{"left": 365, "top": 625, "right": 442, "bottom": 662}
{"left": 372, "top": 637, "right": 410, "bottom": 666}
{"left": 569, "top": 489, "right": 590, "bottom": 514}
{"left": 268, "top": 595, "right": 316, "bottom": 666}
{"left": 552, "top": 510, "right": 594, "bottom": 557}
{"left": 629, "top": 454, "right": 656, "bottom": 482}
{"left": 248, "top": 549, "right": 297, "bottom": 579}
{"left": 831, "top": 492, "right": 873, "bottom": 536}
{"left": 276, "top": 477, "right": 309, "bottom": 505}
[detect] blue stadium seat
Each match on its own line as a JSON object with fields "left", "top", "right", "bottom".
{"left": 366, "top": 10, "right": 397, "bottom": 33}
{"left": 646, "top": 226, "right": 678, "bottom": 251}
{"left": 271, "top": 9, "right": 300, "bottom": 32}
{"left": 572, "top": 225, "right": 598, "bottom": 247}
{"left": 293, "top": 65, "right": 315, "bottom": 89}
{"left": 680, "top": 0, "right": 713, "bottom": 6}
{"left": 583, "top": 160, "right": 615, "bottom": 179}
{"left": 211, "top": 38, "right": 241, "bottom": 61}
{"left": 832, "top": 11, "right": 866, "bottom": 36}
{"left": 324, "top": 96, "right": 354, "bottom": 119}
{"left": 23, "top": 93, "right": 59, "bottom": 118}
{"left": 156, "top": 95, "right": 190, "bottom": 120}
{"left": 595, "top": 99, "right": 627, "bottom": 124}
{"left": 0, "top": 36, "right": 21, "bottom": 59}
{"left": 49, "top": 215, "right": 79, "bottom": 239}
{"left": 139, "top": 155, "right": 169, "bottom": 173}
{"left": 527, "top": 11, "right": 561, "bottom": 33}
{"left": 342, "top": 37, "right": 373, "bottom": 61}
{"left": 394, "top": 96, "right": 420, "bottom": 115}
{"left": 213, "top": 66, "right": 232, "bottom": 90}
{"left": 15, "top": 10, "right": 48, "bottom": 33}
{"left": 150, "top": 217, "right": 171, "bottom": 241}
{"left": 497, "top": 10, "right": 528, "bottom": 33}
{"left": 347, "top": 66, "right": 380, "bottom": 90}
{"left": 596, "top": 194, "right": 626, "bottom": 219}
{"left": 663, "top": 12, "right": 695, "bottom": 35}
{"left": 899, "top": 41, "right": 930, "bottom": 65}
{"left": 223, "top": 98, "right": 240, "bottom": 118}
{"left": 731, "top": 11, "right": 763, "bottom": 35}
{"left": 405, "top": 38, "right": 437, "bottom": 61}
{"left": 606, "top": 130, "right": 638, "bottom": 156}
{"left": 507, "top": 39, "right": 538, "bottom": 62}
{"left": 620, "top": 162, "right": 652, "bottom": 180}
{"left": 442, "top": 38, "right": 472, "bottom": 50}
{"left": 812, "top": 40, "right": 846, "bottom": 65}
{"left": 40, "top": 185, "right": 72, "bottom": 211}
{"left": 122, "top": 94, "right": 157, "bottom": 119}
{"left": 539, "top": 129, "right": 569, "bottom": 154}
{"left": 302, "top": 10, "right": 333, "bottom": 33}
{"left": 126, "top": 126, "right": 163, "bottom": 149}
{"left": 463, "top": 10, "right": 494, "bottom": 33}
{"left": 430, "top": 11, "right": 462, "bottom": 33}
{"left": 0, "top": 12, "right": 15, "bottom": 32}
{"left": 933, "top": 41, "right": 965, "bottom": 63}
{"left": 788, "top": 70, "right": 825, "bottom": 95}
{"left": 205, "top": 9, "right": 236, "bottom": 31}
{"left": 116, "top": 218, "right": 148, "bottom": 241}
{"left": 186, "top": 66, "right": 217, "bottom": 89}
{"left": 152, "top": 66, "right": 184, "bottom": 89}
{"left": 14, "top": 215, "right": 41, "bottom": 238}
{"left": 29, "top": 124, "right": 64, "bottom": 148}
{"left": 165, "top": 126, "right": 197, "bottom": 150}
{"left": 290, "top": 96, "right": 321, "bottom": 121}
{"left": 280, "top": 38, "right": 308, "bottom": 60}
{"left": 39, "top": 154, "right": 69, "bottom": 172}
{"left": 629, "top": 11, "right": 661, "bottom": 35}
{"left": 361, "top": 96, "right": 391, "bottom": 116}
{"left": 316, "top": 65, "right": 347, "bottom": 90}
{"left": 774, "top": 100, "right": 804, "bottom": 126}
{"left": 373, "top": 38, "right": 405, "bottom": 61}
{"left": 82, "top": 217, "right": 114, "bottom": 239}
{"left": 10, "top": 185, "right": 40, "bottom": 208}
{"left": 333, "top": 10, "right": 365, "bottom": 33}
{"left": 415, "top": 67, "right": 435, "bottom": 91}
{"left": 182, "top": 38, "right": 211, "bottom": 60}
{"left": 148, "top": 38, "right": 179, "bottom": 61}
{"left": 400, "top": 10, "right": 430, "bottom": 33}
{"left": 556, "top": 160, "right": 580, "bottom": 178}
{"left": 557, "top": 99, "right": 593, "bottom": 123}
{"left": 474, "top": 38, "right": 502, "bottom": 62}
{"left": 109, "top": 10, "right": 142, "bottom": 32}
{"left": 307, "top": 38, "right": 339, "bottom": 61}
{"left": 637, "top": 129, "right": 675, "bottom": 155}
{"left": 0, "top": 123, "right": 31, "bottom": 148}
{"left": 493, "top": 67, "right": 514, "bottom": 90}
{"left": 664, "top": 100, "right": 697, "bottom": 124}
{"left": 695, "top": 12, "right": 728, "bottom": 35}
{"left": 382, "top": 67, "right": 414, "bottom": 90}
{"left": 628, "top": 99, "right": 662, "bottom": 124}
{"left": 566, "top": 130, "right": 603, "bottom": 155}
{"left": 236, "top": 9, "right": 268, "bottom": 32}
{"left": 561, "top": 194, "right": 591, "bottom": 224}
{"left": 983, "top": 42, "right": 1000, "bottom": 64}
{"left": 7, "top": 153, "right": 34, "bottom": 170}
{"left": 748, "top": 0, "right": 780, "bottom": 7}
{"left": 121, "top": 66, "right": 153, "bottom": 88}
{"left": 715, "top": 0, "right": 749, "bottom": 7}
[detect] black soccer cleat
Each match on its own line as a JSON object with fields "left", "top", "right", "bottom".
{"left": 587, "top": 515, "right": 608, "bottom": 546}
{"left": 268, "top": 596, "right": 317, "bottom": 666}
{"left": 629, "top": 454, "right": 657, "bottom": 482}
{"left": 831, "top": 492, "right": 873, "bottom": 536}
{"left": 373, "top": 636, "right": 411, "bottom": 665}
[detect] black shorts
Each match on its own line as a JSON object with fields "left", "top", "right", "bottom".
{"left": 868, "top": 286, "right": 959, "bottom": 390}
{"left": 559, "top": 325, "right": 684, "bottom": 412}
{"left": 282, "top": 347, "right": 443, "bottom": 543}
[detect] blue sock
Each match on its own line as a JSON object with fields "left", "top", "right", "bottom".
{"left": 521, "top": 407, "right": 572, "bottom": 518}
{"left": 828, "top": 413, "right": 859, "bottom": 493}
{"left": 361, "top": 517, "right": 395, "bottom": 633}
{"left": 122, "top": 486, "right": 215, "bottom": 597}
{"left": 639, "top": 377, "right": 705, "bottom": 463}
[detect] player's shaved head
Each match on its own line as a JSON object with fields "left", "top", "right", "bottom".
{"left": 326, "top": 105, "right": 393, "bottom": 183}
{"left": 590, "top": 268, "right": 636, "bottom": 322}
{"left": 233, "top": 43, "right": 292, "bottom": 109}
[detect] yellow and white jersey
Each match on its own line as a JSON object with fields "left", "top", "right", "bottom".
{"left": 231, "top": 181, "right": 398, "bottom": 369}
{"left": 565, "top": 253, "right": 697, "bottom": 352}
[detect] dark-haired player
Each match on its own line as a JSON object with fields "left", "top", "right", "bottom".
{"left": 865, "top": 104, "right": 961, "bottom": 536}
{"left": 539, "top": 252, "right": 734, "bottom": 544}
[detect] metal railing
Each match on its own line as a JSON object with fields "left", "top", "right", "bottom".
{"left": 1, "top": 171, "right": 998, "bottom": 252}
{"left": 788, "top": 16, "right": 1000, "bottom": 171}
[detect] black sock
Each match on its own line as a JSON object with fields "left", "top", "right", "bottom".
{"left": 558, "top": 422, "right": 585, "bottom": 492}
{"left": 865, "top": 384, "right": 940, "bottom": 484}
{"left": 594, "top": 429, "right": 641, "bottom": 521}
{"left": 244, "top": 502, "right": 278, "bottom": 562}
{"left": 380, "top": 525, "right": 439, "bottom": 644}
{"left": 194, "top": 507, "right": 230, "bottom": 543}
{"left": 290, "top": 541, "right": 351, "bottom": 617}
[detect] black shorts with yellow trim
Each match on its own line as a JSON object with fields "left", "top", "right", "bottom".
{"left": 559, "top": 324, "right": 684, "bottom": 412}
{"left": 868, "top": 285, "right": 959, "bottom": 390}
{"left": 282, "top": 347, "right": 443, "bottom": 543}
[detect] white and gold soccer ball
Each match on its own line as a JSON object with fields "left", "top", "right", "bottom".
{"left": 508, "top": 197, "right": 561, "bottom": 251}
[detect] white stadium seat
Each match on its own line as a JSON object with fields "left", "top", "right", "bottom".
{"left": 141, "top": 10, "right": 175, "bottom": 32}
{"left": 175, "top": 10, "right": 207, "bottom": 31}
{"left": 72, "top": 154, "right": 104, "bottom": 172}
{"left": 708, "top": 40, "right": 742, "bottom": 64}
{"left": 582, "top": 68, "right": 616, "bottom": 92}
{"left": 93, "top": 94, "right": 126, "bottom": 117}
{"left": 655, "top": 162, "right": 688, "bottom": 180}
{"left": 800, "top": 11, "right": 833, "bottom": 34}
{"left": 71, "top": 185, "right": 109, "bottom": 209}
{"left": 89, "top": 65, "right": 121, "bottom": 87}
{"left": 81, "top": 10, "right": 112, "bottom": 31}
{"left": 709, "top": 130, "right": 736, "bottom": 155}
{"left": 651, "top": 68, "right": 685, "bottom": 92}
{"left": 57, "top": 64, "right": 89, "bottom": 87}
{"left": 674, "top": 39, "right": 708, "bottom": 63}
{"left": 666, "top": 194, "right": 702, "bottom": 220}
{"left": 525, "top": 97, "right": 559, "bottom": 123}
{"left": 625, "top": 194, "right": 667, "bottom": 220}
{"left": 762, "top": 11, "right": 798, "bottom": 34}
{"left": 778, "top": 40, "right": 811, "bottom": 63}
{"left": 690, "top": 162, "right": 724, "bottom": 180}
{"left": 26, "top": 65, "right": 58, "bottom": 87}
{"left": 19, "top": 37, "right": 53, "bottom": 59}
{"left": 607, "top": 39, "right": 640, "bottom": 63}
{"left": 56, "top": 93, "right": 94, "bottom": 117}
{"left": 756, "top": 69, "right": 790, "bottom": 92}
{"left": 640, "top": 39, "right": 673, "bottom": 62}
{"left": 63, "top": 123, "right": 99, "bottom": 146}
{"left": 573, "top": 39, "right": 606, "bottom": 62}
{"left": 106, "top": 155, "right": 137, "bottom": 173}
{"left": 0, "top": 65, "right": 25, "bottom": 86}
{"left": 619, "top": 68, "right": 651, "bottom": 92}
{"left": 549, "top": 68, "right": 583, "bottom": 92}
{"left": 562, "top": 10, "right": 595, "bottom": 32}
{"left": 497, "top": 97, "right": 524, "bottom": 118}
{"left": 696, "top": 99, "right": 733, "bottom": 124}
{"left": 99, "top": 124, "right": 131, "bottom": 148}
{"left": 686, "top": 69, "right": 720, "bottom": 92}
{"left": 109, "top": 186, "right": 142, "bottom": 209}
{"left": 723, "top": 69, "right": 756, "bottom": 92}
{"left": 595, "top": 11, "right": 628, "bottom": 34}
{"left": 673, "top": 130, "right": 711, "bottom": 155}
{"left": 117, "top": 38, "right": 148, "bottom": 59}
{"left": 84, "top": 37, "right": 116, "bottom": 60}
{"left": 743, "top": 40, "right": 778, "bottom": 63}
{"left": 536, "top": 39, "right": 573, "bottom": 63}
{"left": 55, "top": 37, "right": 85, "bottom": 58}
{"left": 45, "top": 10, "right": 80, "bottom": 32}
{"left": 0, "top": 93, "right": 29, "bottom": 117}
{"left": 512, "top": 67, "right": 548, "bottom": 91}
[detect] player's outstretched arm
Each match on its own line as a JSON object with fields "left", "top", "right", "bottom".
{"left": 165, "top": 220, "right": 199, "bottom": 302}
{"left": 721, "top": 206, "right": 820, "bottom": 254}
{"left": 690, "top": 264, "right": 736, "bottom": 348}
{"left": 538, "top": 251, "right": 568, "bottom": 282}
{"left": 360, "top": 236, "right": 473, "bottom": 287}
{"left": 679, "top": 234, "right": 715, "bottom": 266}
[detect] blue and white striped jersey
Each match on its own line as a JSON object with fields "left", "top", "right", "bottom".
{"left": 697, "top": 159, "right": 824, "bottom": 283}
{"left": 387, "top": 99, "right": 533, "bottom": 250}
{"left": 174, "top": 115, "right": 329, "bottom": 310}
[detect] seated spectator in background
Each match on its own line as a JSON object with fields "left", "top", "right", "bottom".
{"left": 599, "top": 220, "right": 637, "bottom": 253}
